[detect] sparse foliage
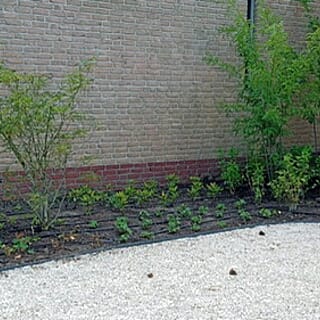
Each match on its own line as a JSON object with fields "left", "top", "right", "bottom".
{"left": 0, "top": 59, "right": 95, "bottom": 229}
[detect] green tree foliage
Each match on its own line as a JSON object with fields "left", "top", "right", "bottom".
{"left": 205, "top": 0, "right": 313, "bottom": 180}
{"left": 298, "top": 20, "right": 320, "bottom": 148}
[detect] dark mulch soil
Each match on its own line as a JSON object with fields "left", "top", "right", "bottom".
{"left": 1, "top": 187, "right": 320, "bottom": 271}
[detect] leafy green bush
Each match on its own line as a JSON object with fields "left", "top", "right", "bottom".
{"left": 269, "top": 146, "right": 312, "bottom": 210}
{"left": 298, "top": 23, "right": 320, "bottom": 149}
{"left": 0, "top": 59, "right": 95, "bottom": 229}
{"left": 206, "top": 0, "right": 313, "bottom": 181}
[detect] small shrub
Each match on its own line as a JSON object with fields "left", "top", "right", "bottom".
{"left": 205, "top": 1, "right": 311, "bottom": 180}
{"left": 269, "top": 146, "right": 312, "bottom": 210}
{"left": 0, "top": 59, "right": 95, "bottom": 229}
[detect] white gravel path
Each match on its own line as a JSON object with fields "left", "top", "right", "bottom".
{"left": 1, "top": 222, "right": 320, "bottom": 320}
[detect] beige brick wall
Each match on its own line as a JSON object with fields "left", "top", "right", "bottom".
{"left": 0, "top": 0, "right": 318, "bottom": 172}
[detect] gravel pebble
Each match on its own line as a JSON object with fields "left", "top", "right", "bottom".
{"left": 1, "top": 223, "right": 320, "bottom": 320}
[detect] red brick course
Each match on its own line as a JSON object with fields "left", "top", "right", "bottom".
{"left": 0, "top": 158, "right": 219, "bottom": 198}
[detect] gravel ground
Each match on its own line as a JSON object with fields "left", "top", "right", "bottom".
{"left": 1, "top": 222, "right": 320, "bottom": 320}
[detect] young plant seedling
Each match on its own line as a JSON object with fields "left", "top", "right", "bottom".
{"left": 218, "top": 148, "right": 243, "bottom": 194}
{"left": 217, "top": 221, "right": 228, "bottom": 229}
{"left": 135, "top": 189, "right": 154, "bottom": 206}
{"left": 238, "top": 209, "right": 252, "bottom": 222}
{"left": 206, "top": 182, "right": 223, "bottom": 199}
{"left": 140, "top": 231, "right": 154, "bottom": 240}
{"left": 191, "top": 215, "right": 202, "bottom": 232}
{"left": 246, "top": 158, "right": 265, "bottom": 203}
{"left": 88, "top": 220, "right": 99, "bottom": 229}
{"left": 167, "top": 214, "right": 181, "bottom": 234}
{"left": 8, "top": 216, "right": 17, "bottom": 226}
{"left": 215, "top": 203, "right": 226, "bottom": 219}
{"left": 259, "top": 208, "right": 277, "bottom": 218}
{"left": 143, "top": 180, "right": 158, "bottom": 197}
{"left": 155, "top": 209, "right": 164, "bottom": 218}
{"left": 55, "top": 218, "right": 66, "bottom": 226}
{"left": 108, "top": 191, "right": 129, "bottom": 212}
{"left": 123, "top": 180, "right": 138, "bottom": 202}
{"left": 160, "top": 174, "right": 180, "bottom": 206}
{"left": 188, "top": 176, "right": 203, "bottom": 200}
{"left": 11, "top": 236, "right": 39, "bottom": 255}
{"left": 68, "top": 185, "right": 103, "bottom": 214}
{"left": 176, "top": 204, "right": 192, "bottom": 218}
{"left": 166, "top": 173, "right": 180, "bottom": 187}
{"left": 235, "top": 199, "right": 251, "bottom": 222}
{"left": 235, "top": 199, "right": 246, "bottom": 210}
{"left": 139, "top": 210, "right": 153, "bottom": 230}
{"left": 198, "top": 205, "right": 209, "bottom": 216}
{"left": 115, "top": 216, "right": 132, "bottom": 242}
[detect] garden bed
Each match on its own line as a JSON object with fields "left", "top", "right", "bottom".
{"left": 1, "top": 185, "right": 320, "bottom": 272}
